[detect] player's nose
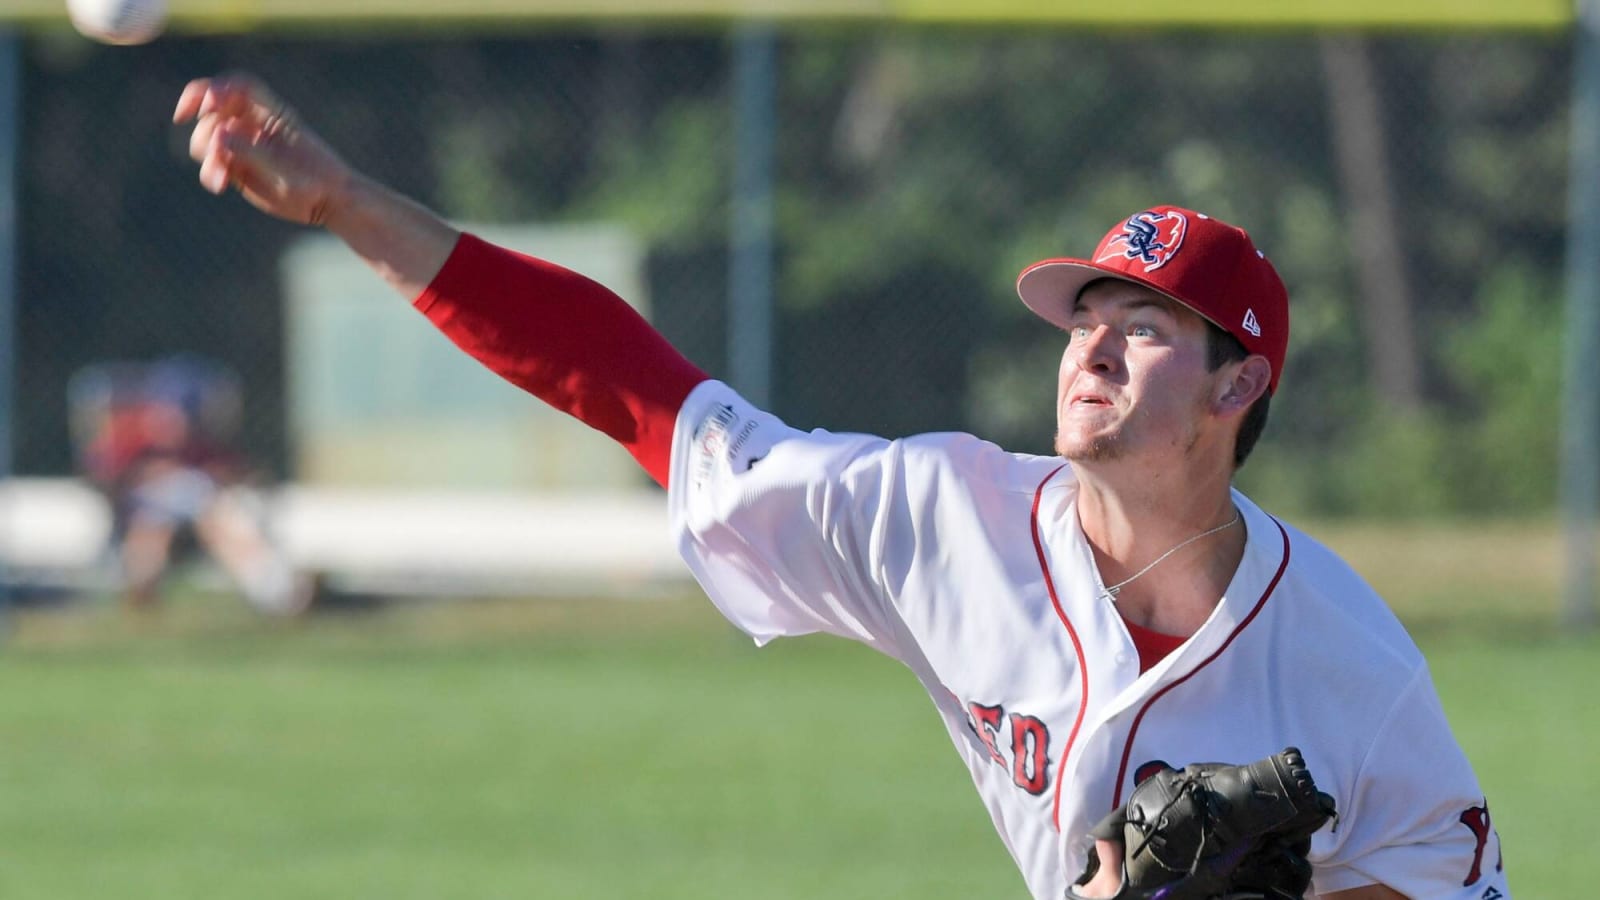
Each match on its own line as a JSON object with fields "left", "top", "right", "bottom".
{"left": 1071, "top": 324, "right": 1121, "bottom": 376}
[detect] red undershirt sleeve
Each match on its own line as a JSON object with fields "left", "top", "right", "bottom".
{"left": 411, "top": 232, "right": 710, "bottom": 488}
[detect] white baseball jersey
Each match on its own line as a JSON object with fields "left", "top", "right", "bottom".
{"left": 667, "top": 380, "right": 1510, "bottom": 899}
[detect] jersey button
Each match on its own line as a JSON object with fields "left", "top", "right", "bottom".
{"left": 1115, "top": 651, "right": 1131, "bottom": 665}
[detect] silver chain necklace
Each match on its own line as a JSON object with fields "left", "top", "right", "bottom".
{"left": 1099, "top": 510, "right": 1241, "bottom": 600}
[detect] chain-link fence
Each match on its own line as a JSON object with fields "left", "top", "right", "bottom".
{"left": 13, "top": 26, "right": 1576, "bottom": 516}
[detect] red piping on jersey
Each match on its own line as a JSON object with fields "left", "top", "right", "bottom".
{"left": 1029, "top": 464, "right": 1088, "bottom": 833}
{"left": 1108, "top": 517, "right": 1293, "bottom": 808}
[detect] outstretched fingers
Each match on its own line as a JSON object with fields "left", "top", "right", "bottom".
{"left": 176, "top": 73, "right": 285, "bottom": 122}
{"left": 176, "top": 74, "right": 294, "bottom": 164}
{"left": 175, "top": 71, "right": 348, "bottom": 225}
{"left": 173, "top": 77, "right": 215, "bottom": 123}
{"left": 177, "top": 73, "right": 294, "bottom": 194}
{"left": 197, "top": 125, "right": 237, "bottom": 195}
{"left": 187, "top": 109, "right": 221, "bottom": 163}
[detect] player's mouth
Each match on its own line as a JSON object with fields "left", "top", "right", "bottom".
{"left": 1068, "top": 393, "right": 1113, "bottom": 407}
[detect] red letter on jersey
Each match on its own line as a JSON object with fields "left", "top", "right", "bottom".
{"left": 1458, "top": 801, "right": 1502, "bottom": 886}
{"left": 1008, "top": 714, "right": 1050, "bottom": 795}
{"left": 968, "top": 702, "right": 1007, "bottom": 765}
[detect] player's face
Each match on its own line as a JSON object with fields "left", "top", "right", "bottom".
{"left": 1054, "top": 280, "right": 1218, "bottom": 466}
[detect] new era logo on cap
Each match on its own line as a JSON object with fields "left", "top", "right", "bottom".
{"left": 1015, "top": 205, "right": 1291, "bottom": 392}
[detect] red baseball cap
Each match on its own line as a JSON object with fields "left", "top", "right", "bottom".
{"left": 1016, "top": 206, "right": 1290, "bottom": 392}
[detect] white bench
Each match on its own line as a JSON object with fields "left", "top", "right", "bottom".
{"left": 0, "top": 478, "right": 689, "bottom": 598}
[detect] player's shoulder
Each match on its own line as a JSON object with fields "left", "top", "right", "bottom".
{"left": 1267, "top": 512, "right": 1424, "bottom": 667}
{"left": 674, "top": 379, "right": 1071, "bottom": 501}
{"left": 895, "top": 431, "right": 1074, "bottom": 497}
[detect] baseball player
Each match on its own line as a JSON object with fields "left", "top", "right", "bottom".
{"left": 176, "top": 73, "right": 1510, "bottom": 900}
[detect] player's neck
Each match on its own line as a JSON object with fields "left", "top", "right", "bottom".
{"left": 1074, "top": 455, "right": 1235, "bottom": 542}
{"left": 1073, "top": 464, "right": 1243, "bottom": 635}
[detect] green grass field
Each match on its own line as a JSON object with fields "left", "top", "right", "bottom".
{"left": 1, "top": 519, "right": 1593, "bottom": 898}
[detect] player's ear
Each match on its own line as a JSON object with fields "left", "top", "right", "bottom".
{"left": 1214, "top": 355, "right": 1270, "bottom": 417}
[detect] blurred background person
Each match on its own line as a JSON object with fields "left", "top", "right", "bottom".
{"left": 70, "top": 353, "right": 308, "bottom": 615}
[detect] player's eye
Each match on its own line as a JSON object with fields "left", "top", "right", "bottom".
{"left": 1128, "top": 324, "right": 1157, "bottom": 339}
{"left": 1068, "top": 325, "right": 1092, "bottom": 340}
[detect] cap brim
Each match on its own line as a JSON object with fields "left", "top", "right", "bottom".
{"left": 1015, "top": 258, "right": 1226, "bottom": 334}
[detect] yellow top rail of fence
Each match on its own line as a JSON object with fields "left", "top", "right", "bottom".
{"left": 0, "top": 0, "right": 1578, "bottom": 29}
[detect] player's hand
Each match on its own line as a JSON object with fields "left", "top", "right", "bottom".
{"left": 174, "top": 73, "right": 352, "bottom": 226}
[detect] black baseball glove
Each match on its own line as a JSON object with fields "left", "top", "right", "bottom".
{"left": 1066, "top": 747, "right": 1337, "bottom": 900}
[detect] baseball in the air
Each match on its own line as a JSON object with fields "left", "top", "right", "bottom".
{"left": 66, "top": 0, "right": 167, "bottom": 45}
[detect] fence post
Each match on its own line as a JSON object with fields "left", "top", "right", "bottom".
{"left": 1563, "top": 0, "right": 1600, "bottom": 629}
{"left": 0, "top": 31, "right": 19, "bottom": 636}
{"left": 729, "top": 23, "right": 776, "bottom": 408}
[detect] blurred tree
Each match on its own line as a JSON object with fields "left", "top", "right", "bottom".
{"left": 1321, "top": 35, "right": 1424, "bottom": 412}
{"left": 14, "top": 29, "right": 1575, "bottom": 518}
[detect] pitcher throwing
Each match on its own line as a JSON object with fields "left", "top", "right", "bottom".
{"left": 176, "top": 73, "right": 1509, "bottom": 900}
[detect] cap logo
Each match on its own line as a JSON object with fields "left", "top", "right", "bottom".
{"left": 1242, "top": 308, "right": 1262, "bottom": 338}
{"left": 1095, "top": 210, "right": 1187, "bottom": 272}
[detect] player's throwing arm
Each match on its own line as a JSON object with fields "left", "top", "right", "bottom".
{"left": 174, "top": 73, "right": 705, "bottom": 484}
